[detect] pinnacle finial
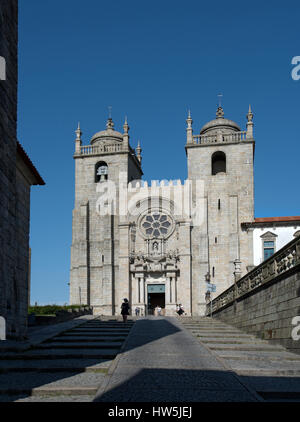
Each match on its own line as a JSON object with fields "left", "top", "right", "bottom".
{"left": 246, "top": 104, "right": 254, "bottom": 138}
{"left": 216, "top": 105, "right": 224, "bottom": 119}
{"left": 75, "top": 122, "right": 82, "bottom": 141}
{"left": 247, "top": 104, "right": 253, "bottom": 122}
{"left": 186, "top": 109, "right": 193, "bottom": 127}
{"left": 106, "top": 106, "right": 115, "bottom": 130}
{"left": 186, "top": 109, "right": 193, "bottom": 144}
{"left": 123, "top": 116, "right": 129, "bottom": 134}
{"left": 136, "top": 140, "right": 142, "bottom": 163}
{"left": 216, "top": 93, "right": 224, "bottom": 118}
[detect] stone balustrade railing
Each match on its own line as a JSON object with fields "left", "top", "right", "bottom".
{"left": 78, "top": 143, "right": 125, "bottom": 155}
{"left": 207, "top": 236, "right": 300, "bottom": 314}
{"left": 192, "top": 131, "right": 247, "bottom": 145}
{"left": 76, "top": 143, "right": 137, "bottom": 157}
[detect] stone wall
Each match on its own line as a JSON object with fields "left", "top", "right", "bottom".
{"left": 14, "top": 156, "right": 33, "bottom": 337}
{"left": 0, "top": 1, "right": 19, "bottom": 337}
{"left": 209, "top": 237, "right": 300, "bottom": 354}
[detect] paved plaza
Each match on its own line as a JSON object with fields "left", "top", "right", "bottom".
{"left": 0, "top": 316, "right": 300, "bottom": 402}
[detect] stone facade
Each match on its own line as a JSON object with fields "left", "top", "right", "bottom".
{"left": 0, "top": 1, "right": 44, "bottom": 339}
{"left": 70, "top": 106, "right": 255, "bottom": 317}
{"left": 0, "top": 0, "right": 19, "bottom": 337}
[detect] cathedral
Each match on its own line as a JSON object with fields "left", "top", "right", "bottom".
{"left": 70, "top": 105, "right": 256, "bottom": 316}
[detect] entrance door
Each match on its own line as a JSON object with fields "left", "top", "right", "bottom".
{"left": 147, "top": 284, "right": 165, "bottom": 315}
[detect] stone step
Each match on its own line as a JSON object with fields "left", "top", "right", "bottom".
{"left": 224, "top": 359, "right": 300, "bottom": 375}
{"left": 189, "top": 330, "right": 244, "bottom": 335}
{"left": 0, "top": 386, "right": 99, "bottom": 397}
{"left": 70, "top": 328, "right": 131, "bottom": 333}
{"left": 34, "top": 342, "right": 123, "bottom": 349}
{"left": 74, "top": 324, "right": 131, "bottom": 331}
{"left": 183, "top": 324, "right": 232, "bottom": 329}
{"left": 195, "top": 333, "right": 254, "bottom": 339}
{"left": 236, "top": 369, "right": 300, "bottom": 377}
{"left": 48, "top": 336, "right": 126, "bottom": 342}
{"left": 197, "top": 338, "right": 268, "bottom": 345}
{"left": 0, "top": 358, "right": 112, "bottom": 373}
{"left": 0, "top": 394, "right": 93, "bottom": 402}
{"left": 0, "top": 366, "right": 109, "bottom": 374}
{"left": 217, "top": 350, "right": 300, "bottom": 361}
{"left": 72, "top": 324, "right": 132, "bottom": 328}
{"left": 78, "top": 322, "right": 134, "bottom": 326}
{"left": 242, "top": 376, "right": 300, "bottom": 398}
{"left": 186, "top": 322, "right": 227, "bottom": 324}
{"left": 182, "top": 321, "right": 229, "bottom": 327}
{"left": 183, "top": 325, "right": 240, "bottom": 330}
{"left": 206, "top": 343, "right": 284, "bottom": 352}
{"left": 60, "top": 332, "right": 128, "bottom": 337}
{"left": 0, "top": 348, "right": 120, "bottom": 360}
{"left": 0, "top": 371, "right": 106, "bottom": 396}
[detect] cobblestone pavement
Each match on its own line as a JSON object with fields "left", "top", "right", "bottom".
{"left": 94, "top": 317, "right": 260, "bottom": 402}
{"left": 0, "top": 316, "right": 134, "bottom": 402}
{"left": 181, "top": 317, "right": 300, "bottom": 402}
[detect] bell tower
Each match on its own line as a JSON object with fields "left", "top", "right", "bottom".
{"left": 70, "top": 116, "right": 143, "bottom": 314}
{"left": 186, "top": 105, "right": 255, "bottom": 315}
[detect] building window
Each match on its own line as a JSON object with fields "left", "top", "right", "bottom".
{"left": 212, "top": 151, "right": 226, "bottom": 175}
{"left": 95, "top": 161, "right": 108, "bottom": 182}
{"left": 260, "top": 231, "right": 277, "bottom": 261}
{"left": 264, "top": 241, "right": 274, "bottom": 260}
{"left": 218, "top": 199, "right": 221, "bottom": 210}
{"left": 212, "top": 267, "right": 215, "bottom": 278}
{"left": 140, "top": 211, "right": 173, "bottom": 239}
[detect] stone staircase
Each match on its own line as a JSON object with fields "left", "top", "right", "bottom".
{"left": 181, "top": 317, "right": 300, "bottom": 401}
{"left": 0, "top": 317, "right": 134, "bottom": 402}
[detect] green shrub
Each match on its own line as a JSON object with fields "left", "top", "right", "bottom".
{"left": 28, "top": 304, "right": 88, "bottom": 315}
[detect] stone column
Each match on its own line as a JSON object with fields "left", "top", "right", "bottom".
{"left": 165, "top": 274, "right": 177, "bottom": 316}
{"left": 131, "top": 275, "right": 139, "bottom": 310}
{"left": 172, "top": 276, "right": 177, "bottom": 304}
{"left": 165, "top": 276, "right": 171, "bottom": 315}
{"left": 118, "top": 222, "right": 130, "bottom": 314}
{"left": 141, "top": 276, "right": 146, "bottom": 316}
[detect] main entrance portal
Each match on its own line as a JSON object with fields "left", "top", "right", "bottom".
{"left": 147, "top": 284, "right": 165, "bottom": 315}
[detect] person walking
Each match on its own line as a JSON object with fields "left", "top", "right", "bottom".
{"left": 135, "top": 306, "right": 140, "bottom": 317}
{"left": 177, "top": 303, "right": 184, "bottom": 316}
{"left": 157, "top": 306, "right": 162, "bottom": 316}
{"left": 121, "top": 298, "right": 130, "bottom": 323}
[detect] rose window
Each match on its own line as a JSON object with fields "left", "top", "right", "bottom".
{"left": 141, "top": 212, "right": 173, "bottom": 238}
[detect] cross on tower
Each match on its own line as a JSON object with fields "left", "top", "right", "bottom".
{"left": 217, "top": 93, "right": 223, "bottom": 107}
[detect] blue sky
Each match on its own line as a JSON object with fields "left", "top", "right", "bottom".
{"left": 18, "top": 0, "right": 300, "bottom": 305}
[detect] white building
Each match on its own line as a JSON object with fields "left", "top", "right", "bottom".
{"left": 242, "top": 217, "right": 300, "bottom": 266}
